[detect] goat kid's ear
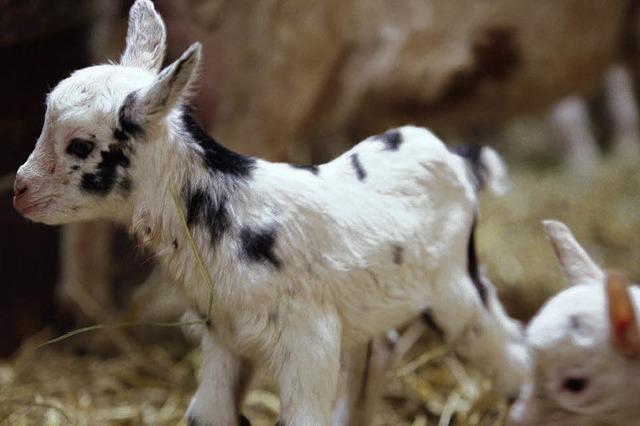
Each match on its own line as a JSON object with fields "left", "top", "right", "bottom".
{"left": 120, "top": 0, "right": 167, "bottom": 72}
{"left": 121, "top": 43, "right": 201, "bottom": 129}
{"left": 606, "top": 272, "right": 640, "bottom": 358}
{"left": 542, "top": 220, "right": 604, "bottom": 286}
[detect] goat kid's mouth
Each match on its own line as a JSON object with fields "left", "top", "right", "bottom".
{"left": 13, "top": 195, "right": 54, "bottom": 217}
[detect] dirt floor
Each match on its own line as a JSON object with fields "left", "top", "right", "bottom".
{"left": 1, "top": 156, "right": 639, "bottom": 426}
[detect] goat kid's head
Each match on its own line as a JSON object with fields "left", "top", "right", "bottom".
{"left": 14, "top": 0, "right": 200, "bottom": 224}
{"left": 509, "top": 220, "right": 640, "bottom": 426}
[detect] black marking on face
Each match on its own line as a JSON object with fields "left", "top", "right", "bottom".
{"left": 182, "top": 111, "right": 256, "bottom": 178}
{"left": 422, "top": 308, "right": 445, "bottom": 340}
{"left": 350, "top": 153, "right": 366, "bottom": 180}
{"left": 117, "top": 92, "right": 144, "bottom": 138}
{"left": 377, "top": 129, "right": 403, "bottom": 151}
{"left": 392, "top": 244, "right": 404, "bottom": 265}
{"left": 113, "top": 128, "right": 129, "bottom": 141}
{"left": 80, "top": 144, "right": 131, "bottom": 195}
{"left": 452, "top": 144, "right": 485, "bottom": 191}
{"left": 467, "top": 217, "right": 488, "bottom": 306}
{"left": 70, "top": 165, "right": 81, "bottom": 171}
{"left": 563, "top": 377, "right": 588, "bottom": 393}
{"left": 240, "top": 225, "right": 281, "bottom": 269}
{"left": 290, "top": 164, "right": 320, "bottom": 175}
{"left": 66, "top": 138, "right": 95, "bottom": 159}
{"left": 184, "top": 186, "right": 231, "bottom": 247}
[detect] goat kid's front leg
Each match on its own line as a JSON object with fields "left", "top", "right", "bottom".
{"left": 273, "top": 311, "right": 342, "bottom": 426}
{"left": 187, "top": 332, "right": 253, "bottom": 426}
{"left": 332, "top": 337, "right": 394, "bottom": 426}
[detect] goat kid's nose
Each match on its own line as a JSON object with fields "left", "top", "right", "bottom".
{"left": 13, "top": 173, "right": 30, "bottom": 198}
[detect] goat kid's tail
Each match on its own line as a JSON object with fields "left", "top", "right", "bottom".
{"left": 453, "top": 145, "right": 509, "bottom": 196}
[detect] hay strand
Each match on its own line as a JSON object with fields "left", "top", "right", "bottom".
{"left": 38, "top": 320, "right": 207, "bottom": 348}
{"left": 169, "top": 186, "right": 216, "bottom": 319}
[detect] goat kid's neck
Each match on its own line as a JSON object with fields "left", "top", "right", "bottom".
{"left": 126, "top": 110, "right": 255, "bottom": 282}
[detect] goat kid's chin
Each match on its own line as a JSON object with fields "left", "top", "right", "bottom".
{"left": 13, "top": 194, "right": 53, "bottom": 217}
{"left": 18, "top": 205, "right": 72, "bottom": 225}
{"left": 14, "top": 196, "right": 94, "bottom": 225}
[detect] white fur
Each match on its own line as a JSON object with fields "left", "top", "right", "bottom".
{"left": 509, "top": 221, "right": 640, "bottom": 426}
{"left": 14, "top": 1, "right": 527, "bottom": 425}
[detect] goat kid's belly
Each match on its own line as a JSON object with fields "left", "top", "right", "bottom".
{"left": 333, "top": 267, "right": 436, "bottom": 344}
{"left": 186, "top": 267, "right": 435, "bottom": 357}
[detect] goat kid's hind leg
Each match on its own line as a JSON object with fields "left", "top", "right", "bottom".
{"left": 332, "top": 337, "right": 394, "bottom": 426}
{"left": 187, "top": 332, "right": 254, "bottom": 426}
{"left": 273, "top": 312, "right": 341, "bottom": 426}
{"left": 428, "top": 273, "right": 528, "bottom": 400}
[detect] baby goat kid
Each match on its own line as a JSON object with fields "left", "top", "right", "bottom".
{"left": 509, "top": 221, "right": 640, "bottom": 426}
{"left": 14, "top": 1, "right": 527, "bottom": 424}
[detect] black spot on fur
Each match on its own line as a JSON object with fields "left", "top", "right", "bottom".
{"left": 350, "top": 153, "right": 366, "bottom": 180}
{"left": 173, "top": 239, "right": 178, "bottom": 249}
{"left": 453, "top": 144, "right": 482, "bottom": 164}
{"left": 184, "top": 186, "right": 230, "bottom": 247}
{"left": 66, "top": 138, "right": 95, "bottom": 159}
{"left": 113, "top": 128, "right": 129, "bottom": 141}
{"left": 392, "top": 245, "right": 404, "bottom": 265}
{"left": 468, "top": 218, "right": 488, "bottom": 306}
{"left": 452, "top": 144, "right": 485, "bottom": 190}
{"left": 240, "top": 225, "right": 281, "bottom": 269}
{"left": 290, "top": 164, "right": 320, "bottom": 175}
{"left": 182, "top": 111, "right": 255, "bottom": 178}
{"left": 422, "top": 308, "right": 445, "bottom": 340}
{"left": 239, "top": 415, "right": 251, "bottom": 426}
{"left": 70, "top": 165, "right": 80, "bottom": 171}
{"left": 377, "top": 129, "right": 403, "bottom": 151}
{"left": 186, "top": 189, "right": 208, "bottom": 227}
{"left": 117, "top": 92, "right": 143, "bottom": 138}
{"left": 80, "top": 144, "right": 131, "bottom": 195}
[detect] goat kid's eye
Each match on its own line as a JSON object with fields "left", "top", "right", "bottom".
{"left": 66, "top": 138, "right": 95, "bottom": 159}
{"left": 562, "top": 377, "right": 588, "bottom": 393}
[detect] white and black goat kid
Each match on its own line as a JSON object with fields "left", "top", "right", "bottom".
{"left": 14, "top": 1, "right": 527, "bottom": 425}
{"left": 509, "top": 221, "right": 640, "bottom": 426}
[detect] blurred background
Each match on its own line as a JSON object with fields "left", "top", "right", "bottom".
{"left": 0, "top": 0, "right": 639, "bottom": 424}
